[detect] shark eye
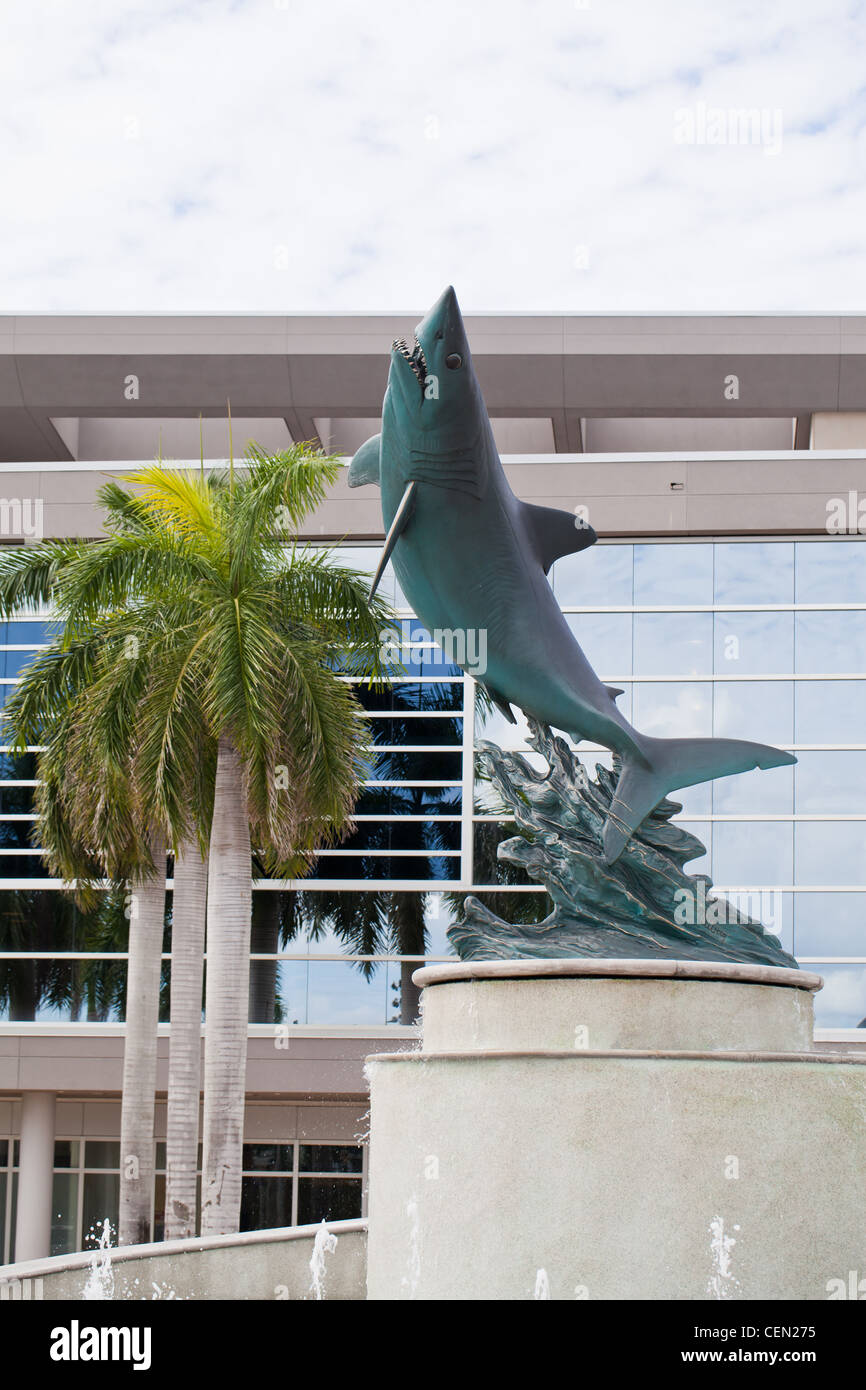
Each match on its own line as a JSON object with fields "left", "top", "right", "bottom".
{"left": 445, "top": 353, "right": 463, "bottom": 370}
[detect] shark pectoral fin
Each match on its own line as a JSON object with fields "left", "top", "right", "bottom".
{"left": 520, "top": 502, "right": 598, "bottom": 574}
{"left": 606, "top": 686, "right": 625, "bottom": 701}
{"left": 347, "top": 434, "right": 382, "bottom": 488}
{"left": 480, "top": 683, "right": 517, "bottom": 724}
{"left": 369, "top": 480, "right": 417, "bottom": 598}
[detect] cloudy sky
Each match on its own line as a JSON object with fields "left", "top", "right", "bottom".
{"left": 1, "top": 0, "right": 865, "bottom": 312}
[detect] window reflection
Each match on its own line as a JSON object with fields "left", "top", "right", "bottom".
{"left": 564, "top": 613, "right": 632, "bottom": 678}
{"left": 634, "top": 544, "right": 712, "bottom": 606}
{"left": 713, "top": 612, "right": 793, "bottom": 675}
{"left": 796, "top": 541, "right": 866, "bottom": 604}
{"left": 712, "top": 763, "right": 794, "bottom": 815}
{"left": 633, "top": 683, "right": 712, "bottom": 738}
{"left": 795, "top": 611, "right": 866, "bottom": 674}
{"left": 795, "top": 894, "right": 866, "bottom": 956}
{"left": 553, "top": 543, "right": 633, "bottom": 607}
{"left": 795, "top": 681, "right": 866, "bottom": 744}
{"left": 3, "top": 538, "right": 866, "bottom": 1024}
{"left": 810, "top": 964, "right": 866, "bottom": 1029}
{"left": 795, "top": 822, "right": 866, "bottom": 887}
{"left": 712, "top": 822, "right": 793, "bottom": 888}
{"left": 633, "top": 614, "right": 711, "bottom": 676}
{"left": 795, "top": 752, "right": 866, "bottom": 813}
{"left": 713, "top": 542, "right": 794, "bottom": 605}
{"left": 713, "top": 681, "right": 793, "bottom": 744}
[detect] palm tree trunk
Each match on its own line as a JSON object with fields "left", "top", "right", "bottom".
{"left": 249, "top": 892, "right": 280, "bottom": 1024}
{"left": 118, "top": 833, "right": 166, "bottom": 1246}
{"left": 392, "top": 893, "right": 426, "bottom": 1025}
{"left": 200, "top": 738, "right": 252, "bottom": 1237}
{"left": 164, "top": 841, "right": 208, "bottom": 1241}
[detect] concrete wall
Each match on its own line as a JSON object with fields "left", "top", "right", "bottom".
{"left": 1, "top": 449, "right": 864, "bottom": 541}
{"left": 0, "top": 1027, "right": 407, "bottom": 1097}
{"left": 0, "top": 1220, "right": 367, "bottom": 1301}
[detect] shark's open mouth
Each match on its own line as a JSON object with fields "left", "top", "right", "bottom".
{"left": 393, "top": 335, "right": 428, "bottom": 391}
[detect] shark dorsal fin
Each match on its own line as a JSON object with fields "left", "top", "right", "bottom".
{"left": 348, "top": 434, "right": 382, "bottom": 488}
{"left": 520, "top": 502, "right": 596, "bottom": 574}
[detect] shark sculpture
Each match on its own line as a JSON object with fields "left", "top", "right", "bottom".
{"left": 348, "top": 286, "right": 795, "bottom": 862}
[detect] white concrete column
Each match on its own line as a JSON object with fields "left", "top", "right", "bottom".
{"left": 14, "top": 1092, "right": 55, "bottom": 1262}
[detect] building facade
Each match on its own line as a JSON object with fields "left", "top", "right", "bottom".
{"left": 1, "top": 310, "right": 865, "bottom": 1261}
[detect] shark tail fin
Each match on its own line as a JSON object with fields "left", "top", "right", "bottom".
{"left": 601, "top": 736, "right": 796, "bottom": 864}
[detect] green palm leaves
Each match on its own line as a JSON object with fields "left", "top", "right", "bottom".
{"left": 0, "top": 441, "right": 391, "bottom": 1239}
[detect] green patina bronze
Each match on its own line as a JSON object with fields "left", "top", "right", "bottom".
{"left": 349, "top": 287, "right": 797, "bottom": 962}
{"left": 451, "top": 721, "right": 797, "bottom": 968}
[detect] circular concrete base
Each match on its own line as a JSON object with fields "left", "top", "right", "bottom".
{"left": 365, "top": 960, "right": 866, "bottom": 1301}
{"left": 415, "top": 958, "right": 821, "bottom": 1055}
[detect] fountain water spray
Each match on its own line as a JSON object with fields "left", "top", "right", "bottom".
{"left": 82, "top": 1220, "right": 115, "bottom": 1301}
{"left": 309, "top": 1221, "right": 338, "bottom": 1300}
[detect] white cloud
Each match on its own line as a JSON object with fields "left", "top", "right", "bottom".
{"left": 1, "top": 0, "right": 865, "bottom": 310}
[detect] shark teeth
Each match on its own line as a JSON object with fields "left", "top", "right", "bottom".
{"left": 393, "top": 335, "right": 428, "bottom": 391}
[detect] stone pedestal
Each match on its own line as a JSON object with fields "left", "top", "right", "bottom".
{"left": 365, "top": 960, "right": 866, "bottom": 1300}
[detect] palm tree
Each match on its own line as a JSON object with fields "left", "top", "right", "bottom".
{"left": 59, "top": 450, "right": 389, "bottom": 1236}
{"left": 0, "top": 448, "right": 389, "bottom": 1239}
{"left": 2, "top": 616, "right": 174, "bottom": 1244}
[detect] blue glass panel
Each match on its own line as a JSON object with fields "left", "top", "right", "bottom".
{"left": 0, "top": 621, "right": 56, "bottom": 645}
{"left": 355, "top": 682, "right": 463, "bottom": 712}
{"left": 795, "top": 611, "right": 866, "bottom": 674}
{"left": 810, "top": 965, "right": 866, "bottom": 1028}
{"left": 0, "top": 822, "right": 38, "bottom": 850}
{"left": 712, "top": 762, "right": 794, "bottom": 815}
{"left": 713, "top": 542, "right": 794, "bottom": 605}
{"left": 795, "top": 822, "right": 866, "bottom": 886}
{"left": 634, "top": 543, "right": 712, "bottom": 606}
{"left": 633, "top": 613, "right": 711, "bottom": 676}
{"left": 795, "top": 681, "right": 866, "bottom": 744}
{"left": 307, "top": 854, "right": 459, "bottom": 881}
{"left": 711, "top": 822, "right": 793, "bottom": 887}
{"left": 368, "top": 751, "right": 462, "bottom": 781}
{"left": 274, "top": 960, "right": 310, "bottom": 1024}
{"left": 0, "top": 787, "right": 35, "bottom": 814}
{"left": 0, "top": 753, "right": 37, "bottom": 780}
{"left": 794, "top": 893, "right": 866, "bottom": 956}
{"left": 713, "top": 612, "right": 793, "bottom": 675}
{"left": 633, "top": 683, "right": 712, "bottom": 738}
{"left": 713, "top": 680, "right": 793, "bottom": 744}
{"left": 795, "top": 540, "right": 866, "bottom": 604}
{"left": 671, "top": 783, "right": 712, "bottom": 816}
{"left": 355, "top": 786, "right": 461, "bottom": 816}
{"left": 0, "top": 854, "right": 47, "bottom": 877}
{"left": 423, "top": 896, "right": 456, "bottom": 956}
{"left": 553, "top": 543, "right": 633, "bottom": 608}
{"left": 342, "top": 820, "right": 460, "bottom": 853}
{"left": 0, "top": 650, "right": 42, "bottom": 680}
{"left": 795, "top": 751, "right": 866, "bottom": 813}
{"left": 564, "top": 614, "right": 632, "bottom": 678}
{"left": 369, "top": 714, "right": 461, "bottom": 747}
{"left": 306, "top": 961, "right": 390, "bottom": 1026}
